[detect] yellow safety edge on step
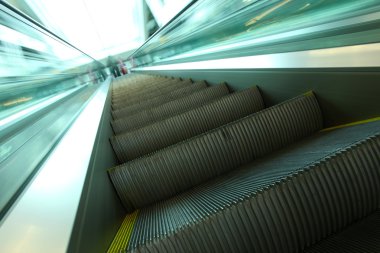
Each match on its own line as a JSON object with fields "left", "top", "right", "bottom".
{"left": 107, "top": 210, "right": 139, "bottom": 253}
{"left": 303, "top": 90, "right": 314, "bottom": 97}
{"left": 321, "top": 117, "right": 380, "bottom": 132}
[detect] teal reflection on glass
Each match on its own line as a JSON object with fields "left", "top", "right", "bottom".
{"left": 131, "top": 0, "right": 380, "bottom": 66}
{"left": 0, "top": 4, "right": 106, "bottom": 122}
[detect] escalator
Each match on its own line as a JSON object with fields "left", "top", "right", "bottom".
{"left": 1, "top": 1, "right": 380, "bottom": 252}
{"left": 105, "top": 74, "right": 380, "bottom": 252}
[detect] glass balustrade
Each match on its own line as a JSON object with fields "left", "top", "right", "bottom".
{"left": 130, "top": 0, "right": 380, "bottom": 66}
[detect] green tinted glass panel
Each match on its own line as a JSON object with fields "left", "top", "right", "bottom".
{"left": 0, "top": 4, "right": 106, "bottom": 120}
{"left": 131, "top": 0, "right": 380, "bottom": 66}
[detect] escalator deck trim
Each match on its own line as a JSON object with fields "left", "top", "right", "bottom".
{"left": 321, "top": 116, "right": 380, "bottom": 132}
{"left": 107, "top": 210, "right": 139, "bottom": 253}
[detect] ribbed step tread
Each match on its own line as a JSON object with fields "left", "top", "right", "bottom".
{"left": 112, "top": 81, "right": 207, "bottom": 117}
{"left": 112, "top": 79, "right": 192, "bottom": 106}
{"left": 111, "top": 84, "right": 230, "bottom": 132}
{"left": 112, "top": 75, "right": 169, "bottom": 95}
{"left": 305, "top": 210, "right": 380, "bottom": 253}
{"left": 112, "top": 80, "right": 205, "bottom": 111}
{"left": 112, "top": 78, "right": 183, "bottom": 103}
{"left": 109, "top": 92, "right": 323, "bottom": 209}
{"left": 121, "top": 121, "right": 380, "bottom": 252}
{"left": 111, "top": 86, "right": 264, "bottom": 162}
{"left": 112, "top": 76, "right": 177, "bottom": 93}
{"left": 112, "top": 75, "right": 166, "bottom": 88}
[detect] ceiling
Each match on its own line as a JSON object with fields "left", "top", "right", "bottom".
{"left": 4, "top": 0, "right": 192, "bottom": 61}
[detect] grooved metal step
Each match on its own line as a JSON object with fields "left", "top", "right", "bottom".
{"left": 111, "top": 83, "right": 230, "bottom": 132}
{"left": 109, "top": 92, "right": 323, "bottom": 209}
{"left": 112, "top": 79, "right": 192, "bottom": 107}
{"left": 113, "top": 76, "right": 180, "bottom": 92}
{"left": 112, "top": 81, "right": 207, "bottom": 116}
{"left": 305, "top": 210, "right": 380, "bottom": 253}
{"left": 108, "top": 75, "right": 380, "bottom": 253}
{"left": 112, "top": 75, "right": 178, "bottom": 93}
{"left": 112, "top": 80, "right": 206, "bottom": 111}
{"left": 112, "top": 75, "right": 167, "bottom": 90}
{"left": 112, "top": 76, "right": 172, "bottom": 98}
{"left": 108, "top": 120, "right": 380, "bottom": 253}
{"left": 111, "top": 86, "right": 264, "bottom": 162}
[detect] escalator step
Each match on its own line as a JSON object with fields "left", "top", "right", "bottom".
{"left": 305, "top": 210, "right": 380, "bottom": 253}
{"left": 109, "top": 121, "right": 380, "bottom": 253}
{"left": 112, "top": 79, "right": 192, "bottom": 106}
{"left": 112, "top": 74, "right": 163, "bottom": 88}
{"left": 111, "top": 81, "right": 207, "bottom": 116}
{"left": 112, "top": 77, "right": 182, "bottom": 103}
{"left": 112, "top": 75, "right": 169, "bottom": 95}
{"left": 112, "top": 75, "right": 173, "bottom": 91}
{"left": 112, "top": 79, "right": 193, "bottom": 116}
{"left": 111, "top": 83, "right": 230, "bottom": 132}
{"left": 112, "top": 78, "right": 203, "bottom": 109}
{"left": 110, "top": 86, "right": 264, "bottom": 162}
{"left": 109, "top": 92, "right": 323, "bottom": 209}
